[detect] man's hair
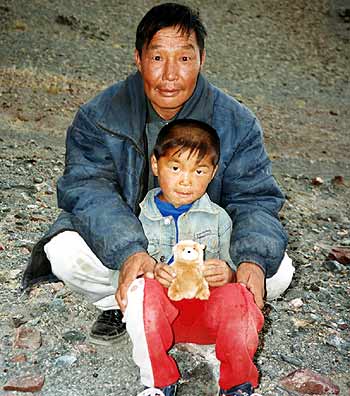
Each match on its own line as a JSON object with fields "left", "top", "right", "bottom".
{"left": 153, "top": 119, "right": 220, "bottom": 166}
{"left": 135, "top": 3, "right": 207, "bottom": 58}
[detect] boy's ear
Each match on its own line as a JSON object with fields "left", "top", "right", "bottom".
{"left": 150, "top": 154, "right": 159, "bottom": 177}
{"left": 211, "top": 165, "right": 218, "bottom": 180}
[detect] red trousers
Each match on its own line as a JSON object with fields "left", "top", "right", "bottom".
{"left": 136, "top": 279, "right": 264, "bottom": 389}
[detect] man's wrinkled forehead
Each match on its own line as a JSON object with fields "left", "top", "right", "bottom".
{"left": 144, "top": 25, "right": 198, "bottom": 50}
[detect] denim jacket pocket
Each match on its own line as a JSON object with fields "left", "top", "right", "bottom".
{"left": 194, "top": 229, "right": 220, "bottom": 259}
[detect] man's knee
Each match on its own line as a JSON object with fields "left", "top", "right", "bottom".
{"left": 266, "top": 253, "right": 295, "bottom": 300}
{"left": 44, "top": 231, "right": 84, "bottom": 282}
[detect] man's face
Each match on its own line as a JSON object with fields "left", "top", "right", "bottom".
{"left": 151, "top": 148, "right": 217, "bottom": 208}
{"left": 135, "top": 26, "right": 205, "bottom": 120}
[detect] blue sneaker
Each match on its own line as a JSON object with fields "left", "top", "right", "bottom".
{"left": 137, "top": 383, "right": 178, "bottom": 396}
{"left": 219, "top": 382, "right": 261, "bottom": 396}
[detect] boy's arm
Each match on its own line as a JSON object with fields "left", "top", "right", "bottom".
{"left": 203, "top": 209, "right": 235, "bottom": 286}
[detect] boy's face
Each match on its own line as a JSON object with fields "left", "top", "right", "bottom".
{"left": 151, "top": 148, "right": 217, "bottom": 208}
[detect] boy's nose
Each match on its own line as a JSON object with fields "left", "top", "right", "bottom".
{"left": 179, "top": 172, "right": 192, "bottom": 185}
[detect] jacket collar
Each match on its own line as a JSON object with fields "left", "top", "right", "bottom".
{"left": 96, "top": 71, "right": 214, "bottom": 151}
{"left": 140, "top": 188, "right": 219, "bottom": 221}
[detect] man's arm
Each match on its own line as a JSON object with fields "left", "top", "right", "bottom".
{"left": 57, "top": 109, "right": 148, "bottom": 270}
{"left": 222, "top": 115, "right": 288, "bottom": 306}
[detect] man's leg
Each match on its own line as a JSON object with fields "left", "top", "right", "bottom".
{"left": 266, "top": 252, "right": 295, "bottom": 301}
{"left": 44, "top": 231, "right": 126, "bottom": 344}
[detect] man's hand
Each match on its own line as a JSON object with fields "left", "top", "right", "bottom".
{"left": 115, "top": 252, "right": 156, "bottom": 312}
{"left": 203, "top": 259, "right": 234, "bottom": 287}
{"left": 153, "top": 262, "right": 176, "bottom": 288}
{"left": 236, "top": 262, "right": 265, "bottom": 309}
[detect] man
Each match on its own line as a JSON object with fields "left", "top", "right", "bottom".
{"left": 22, "top": 3, "right": 293, "bottom": 347}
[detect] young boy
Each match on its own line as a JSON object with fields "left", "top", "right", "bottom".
{"left": 124, "top": 119, "right": 264, "bottom": 396}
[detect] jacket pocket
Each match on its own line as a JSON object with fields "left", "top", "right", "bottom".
{"left": 194, "top": 230, "right": 220, "bottom": 258}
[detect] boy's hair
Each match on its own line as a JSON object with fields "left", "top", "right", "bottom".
{"left": 135, "top": 3, "right": 207, "bottom": 58}
{"left": 153, "top": 119, "right": 220, "bottom": 166}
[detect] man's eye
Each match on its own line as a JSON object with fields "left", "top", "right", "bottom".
{"left": 181, "top": 56, "right": 189, "bottom": 61}
{"left": 153, "top": 55, "right": 161, "bottom": 61}
{"left": 172, "top": 166, "right": 179, "bottom": 171}
{"left": 196, "top": 169, "right": 203, "bottom": 175}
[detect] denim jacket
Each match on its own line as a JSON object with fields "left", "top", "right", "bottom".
{"left": 139, "top": 188, "right": 234, "bottom": 269}
{"left": 23, "top": 71, "right": 287, "bottom": 289}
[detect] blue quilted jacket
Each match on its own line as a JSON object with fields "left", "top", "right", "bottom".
{"left": 22, "top": 71, "right": 287, "bottom": 289}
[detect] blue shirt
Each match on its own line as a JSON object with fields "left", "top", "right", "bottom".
{"left": 154, "top": 194, "right": 192, "bottom": 263}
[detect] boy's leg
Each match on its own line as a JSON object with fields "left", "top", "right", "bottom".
{"left": 266, "top": 252, "right": 295, "bottom": 301}
{"left": 44, "top": 231, "right": 118, "bottom": 310}
{"left": 172, "top": 284, "right": 264, "bottom": 390}
{"left": 124, "top": 278, "right": 180, "bottom": 388}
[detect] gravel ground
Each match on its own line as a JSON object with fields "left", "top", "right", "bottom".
{"left": 1, "top": 1, "right": 350, "bottom": 395}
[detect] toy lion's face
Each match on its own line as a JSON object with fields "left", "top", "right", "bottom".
{"left": 173, "top": 240, "right": 205, "bottom": 262}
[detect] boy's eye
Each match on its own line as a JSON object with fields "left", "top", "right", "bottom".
{"left": 196, "top": 169, "right": 204, "bottom": 175}
{"left": 153, "top": 55, "right": 161, "bottom": 61}
{"left": 181, "top": 56, "right": 190, "bottom": 61}
{"left": 172, "top": 166, "right": 179, "bottom": 171}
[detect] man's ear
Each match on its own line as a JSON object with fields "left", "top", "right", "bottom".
{"left": 150, "top": 154, "right": 159, "bottom": 177}
{"left": 134, "top": 49, "right": 142, "bottom": 73}
{"left": 200, "top": 48, "right": 206, "bottom": 68}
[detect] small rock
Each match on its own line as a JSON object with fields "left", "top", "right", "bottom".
{"left": 324, "top": 260, "right": 345, "bottom": 272}
{"left": 55, "top": 354, "right": 77, "bottom": 367}
{"left": 280, "top": 368, "right": 340, "bottom": 394}
{"left": 327, "top": 334, "right": 347, "bottom": 351}
{"left": 10, "top": 354, "right": 27, "bottom": 363}
{"left": 62, "top": 330, "right": 86, "bottom": 343}
{"left": 33, "top": 176, "right": 44, "bottom": 184}
{"left": 328, "top": 246, "right": 350, "bottom": 265}
{"left": 12, "top": 315, "right": 28, "bottom": 328}
{"left": 13, "top": 327, "right": 42, "bottom": 351}
{"left": 331, "top": 175, "right": 345, "bottom": 185}
{"left": 9, "top": 269, "right": 22, "bottom": 280}
{"left": 292, "top": 318, "right": 311, "bottom": 328}
{"left": 3, "top": 374, "right": 45, "bottom": 392}
{"left": 288, "top": 298, "right": 304, "bottom": 309}
{"left": 280, "top": 354, "right": 303, "bottom": 366}
{"left": 311, "top": 177, "right": 324, "bottom": 186}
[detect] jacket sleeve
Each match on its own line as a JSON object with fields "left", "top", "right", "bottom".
{"left": 222, "top": 115, "right": 288, "bottom": 278}
{"left": 56, "top": 109, "right": 148, "bottom": 270}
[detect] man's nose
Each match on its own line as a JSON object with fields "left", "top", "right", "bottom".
{"left": 163, "top": 59, "right": 177, "bottom": 81}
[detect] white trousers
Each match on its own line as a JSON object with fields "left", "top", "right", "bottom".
{"left": 44, "top": 231, "right": 294, "bottom": 311}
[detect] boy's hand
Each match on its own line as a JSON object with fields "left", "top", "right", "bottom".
{"left": 153, "top": 262, "right": 176, "bottom": 288}
{"left": 115, "top": 252, "right": 156, "bottom": 312}
{"left": 236, "top": 262, "right": 265, "bottom": 309}
{"left": 203, "top": 259, "right": 234, "bottom": 287}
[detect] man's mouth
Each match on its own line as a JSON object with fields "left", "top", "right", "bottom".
{"left": 157, "top": 87, "right": 180, "bottom": 96}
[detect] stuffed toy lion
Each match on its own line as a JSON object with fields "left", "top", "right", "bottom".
{"left": 168, "top": 240, "right": 210, "bottom": 301}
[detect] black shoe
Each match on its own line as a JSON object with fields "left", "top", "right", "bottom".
{"left": 219, "top": 382, "right": 261, "bottom": 396}
{"left": 89, "top": 309, "right": 126, "bottom": 345}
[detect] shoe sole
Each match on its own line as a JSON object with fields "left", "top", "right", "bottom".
{"left": 88, "top": 330, "right": 127, "bottom": 346}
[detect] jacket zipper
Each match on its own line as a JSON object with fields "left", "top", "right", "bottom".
{"left": 97, "top": 122, "right": 147, "bottom": 214}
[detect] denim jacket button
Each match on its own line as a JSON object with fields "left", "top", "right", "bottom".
{"left": 164, "top": 217, "right": 171, "bottom": 225}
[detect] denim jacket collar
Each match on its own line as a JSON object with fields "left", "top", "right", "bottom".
{"left": 140, "top": 188, "right": 220, "bottom": 221}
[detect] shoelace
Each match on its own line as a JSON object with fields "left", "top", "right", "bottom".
{"left": 136, "top": 388, "right": 165, "bottom": 396}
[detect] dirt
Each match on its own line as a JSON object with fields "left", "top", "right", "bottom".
{"left": 0, "top": 1, "right": 349, "bottom": 395}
